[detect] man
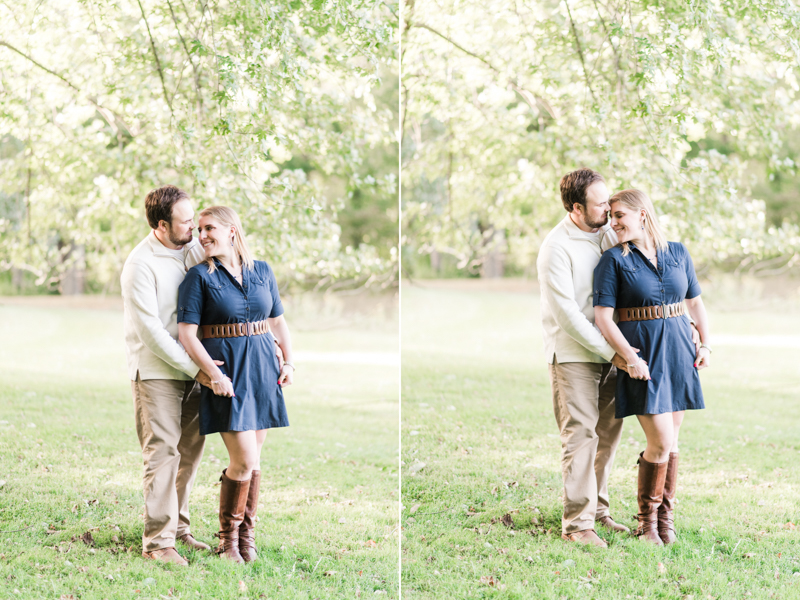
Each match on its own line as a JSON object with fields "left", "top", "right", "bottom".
{"left": 536, "top": 168, "right": 631, "bottom": 548}
{"left": 121, "top": 185, "right": 219, "bottom": 565}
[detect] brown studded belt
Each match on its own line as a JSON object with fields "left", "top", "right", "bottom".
{"left": 618, "top": 302, "right": 686, "bottom": 322}
{"left": 201, "top": 319, "right": 271, "bottom": 339}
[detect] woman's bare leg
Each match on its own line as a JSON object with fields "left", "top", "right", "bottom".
{"left": 636, "top": 413, "right": 675, "bottom": 463}
{"left": 253, "top": 430, "right": 268, "bottom": 471}
{"left": 670, "top": 411, "right": 685, "bottom": 452}
{"left": 220, "top": 431, "right": 259, "bottom": 480}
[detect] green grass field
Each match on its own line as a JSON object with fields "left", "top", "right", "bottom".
{"left": 401, "top": 280, "right": 800, "bottom": 599}
{"left": 0, "top": 295, "right": 399, "bottom": 599}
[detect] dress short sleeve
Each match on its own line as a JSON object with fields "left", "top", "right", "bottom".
{"left": 593, "top": 250, "right": 619, "bottom": 308}
{"left": 177, "top": 265, "right": 205, "bottom": 325}
{"left": 682, "top": 243, "right": 702, "bottom": 299}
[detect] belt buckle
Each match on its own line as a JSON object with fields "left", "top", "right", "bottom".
{"left": 246, "top": 321, "right": 252, "bottom": 336}
{"left": 662, "top": 303, "right": 668, "bottom": 319}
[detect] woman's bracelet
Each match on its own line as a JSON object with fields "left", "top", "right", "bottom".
{"left": 626, "top": 357, "right": 641, "bottom": 368}
{"left": 283, "top": 362, "right": 295, "bottom": 371}
{"left": 700, "top": 344, "right": 712, "bottom": 353}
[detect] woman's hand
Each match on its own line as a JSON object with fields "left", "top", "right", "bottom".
{"left": 695, "top": 347, "right": 711, "bottom": 370}
{"left": 278, "top": 364, "right": 294, "bottom": 387}
{"left": 628, "top": 357, "right": 651, "bottom": 381}
{"left": 211, "top": 375, "right": 235, "bottom": 397}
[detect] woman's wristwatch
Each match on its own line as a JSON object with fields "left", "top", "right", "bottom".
{"left": 700, "top": 344, "right": 712, "bottom": 353}
{"left": 282, "top": 362, "right": 296, "bottom": 371}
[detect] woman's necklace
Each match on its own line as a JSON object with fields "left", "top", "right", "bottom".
{"left": 221, "top": 259, "right": 242, "bottom": 282}
{"left": 636, "top": 242, "right": 657, "bottom": 264}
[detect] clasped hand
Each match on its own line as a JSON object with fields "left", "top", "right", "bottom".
{"left": 611, "top": 347, "right": 649, "bottom": 380}
{"left": 195, "top": 360, "right": 234, "bottom": 397}
{"left": 211, "top": 375, "right": 235, "bottom": 397}
{"left": 627, "top": 358, "right": 651, "bottom": 380}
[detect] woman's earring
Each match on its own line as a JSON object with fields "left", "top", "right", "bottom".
{"left": 231, "top": 237, "right": 235, "bottom": 247}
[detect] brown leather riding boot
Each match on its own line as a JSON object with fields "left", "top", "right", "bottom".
{"left": 239, "top": 469, "right": 261, "bottom": 562}
{"left": 635, "top": 452, "right": 667, "bottom": 545}
{"left": 216, "top": 469, "right": 251, "bottom": 563}
{"left": 658, "top": 452, "right": 679, "bottom": 544}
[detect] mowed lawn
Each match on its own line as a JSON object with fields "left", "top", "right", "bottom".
{"left": 0, "top": 295, "right": 399, "bottom": 599}
{"left": 401, "top": 280, "right": 800, "bottom": 600}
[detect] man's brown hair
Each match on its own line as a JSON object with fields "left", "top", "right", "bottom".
{"left": 559, "top": 168, "right": 605, "bottom": 213}
{"left": 144, "top": 185, "right": 189, "bottom": 230}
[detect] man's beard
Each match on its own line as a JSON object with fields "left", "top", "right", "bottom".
{"left": 584, "top": 212, "right": 608, "bottom": 229}
{"left": 167, "top": 226, "right": 193, "bottom": 246}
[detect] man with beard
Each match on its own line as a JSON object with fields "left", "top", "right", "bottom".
{"left": 121, "top": 185, "right": 223, "bottom": 564}
{"left": 536, "top": 168, "right": 631, "bottom": 547}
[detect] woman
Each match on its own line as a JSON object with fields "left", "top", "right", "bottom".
{"left": 593, "top": 189, "right": 711, "bottom": 545}
{"left": 177, "top": 206, "right": 295, "bottom": 563}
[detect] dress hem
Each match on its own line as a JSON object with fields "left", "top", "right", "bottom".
{"left": 617, "top": 405, "right": 704, "bottom": 419}
{"left": 200, "top": 421, "right": 290, "bottom": 436}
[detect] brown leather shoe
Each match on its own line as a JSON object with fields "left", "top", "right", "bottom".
{"left": 239, "top": 469, "right": 261, "bottom": 562}
{"left": 142, "top": 547, "right": 188, "bottom": 566}
{"left": 216, "top": 469, "right": 251, "bottom": 563}
{"left": 561, "top": 529, "right": 607, "bottom": 548}
{"left": 635, "top": 452, "right": 667, "bottom": 545}
{"left": 658, "top": 452, "right": 679, "bottom": 544}
{"left": 596, "top": 515, "right": 630, "bottom": 533}
{"left": 177, "top": 533, "right": 211, "bottom": 552}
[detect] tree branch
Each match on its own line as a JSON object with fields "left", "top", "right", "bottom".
{"left": 412, "top": 23, "right": 557, "bottom": 119}
{"left": 0, "top": 40, "right": 79, "bottom": 93}
{"left": 565, "top": 0, "right": 599, "bottom": 105}
{"left": 136, "top": 0, "right": 174, "bottom": 115}
{"left": 591, "top": 0, "right": 625, "bottom": 118}
{"left": 166, "top": 0, "right": 203, "bottom": 110}
{"left": 0, "top": 39, "right": 133, "bottom": 136}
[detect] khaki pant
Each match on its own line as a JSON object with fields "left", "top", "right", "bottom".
{"left": 549, "top": 359, "right": 623, "bottom": 535}
{"left": 131, "top": 373, "right": 205, "bottom": 552}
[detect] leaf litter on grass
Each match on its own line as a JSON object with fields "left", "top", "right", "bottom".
{"left": 0, "top": 301, "right": 400, "bottom": 599}
{"left": 401, "top": 283, "right": 800, "bottom": 599}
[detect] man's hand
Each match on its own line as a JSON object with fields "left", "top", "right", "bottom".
{"left": 690, "top": 323, "right": 701, "bottom": 354}
{"left": 195, "top": 360, "right": 225, "bottom": 390}
{"left": 611, "top": 348, "right": 642, "bottom": 374}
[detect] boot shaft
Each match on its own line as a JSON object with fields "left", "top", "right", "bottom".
{"left": 217, "top": 469, "right": 252, "bottom": 563}
{"left": 239, "top": 469, "right": 261, "bottom": 562}
{"left": 219, "top": 470, "right": 252, "bottom": 533}
{"left": 637, "top": 452, "right": 668, "bottom": 512}
{"left": 636, "top": 452, "right": 668, "bottom": 544}
{"left": 241, "top": 470, "right": 262, "bottom": 531}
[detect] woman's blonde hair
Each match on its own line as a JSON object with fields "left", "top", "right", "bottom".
{"left": 609, "top": 189, "right": 668, "bottom": 256}
{"left": 199, "top": 206, "right": 255, "bottom": 273}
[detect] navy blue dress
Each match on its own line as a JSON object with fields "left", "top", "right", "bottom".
{"left": 177, "top": 259, "right": 289, "bottom": 435}
{"left": 593, "top": 242, "right": 704, "bottom": 418}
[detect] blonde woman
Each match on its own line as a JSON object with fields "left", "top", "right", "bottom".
{"left": 177, "top": 206, "right": 295, "bottom": 563}
{"left": 592, "top": 190, "right": 711, "bottom": 545}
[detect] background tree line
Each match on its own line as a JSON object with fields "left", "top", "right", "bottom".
{"left": 0, "top": 0, "right": 398, "bottom": 294}
{"left": 402, "top": 0, "right": 800, "bottom": 278}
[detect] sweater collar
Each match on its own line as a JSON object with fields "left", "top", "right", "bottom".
{"left": 562, "top": 214, "right": 612, "bottom": 240}
{"left": 147, "top": 231, "right": 199, "bottom": 258}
